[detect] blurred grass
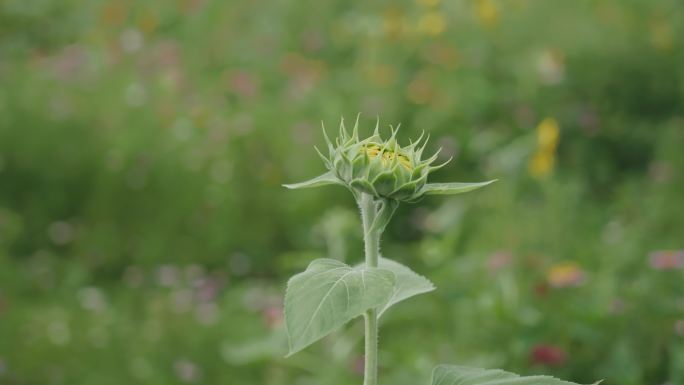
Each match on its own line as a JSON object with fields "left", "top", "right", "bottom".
{"left": 0, "top": 0, "right": 683, "bottom": 384}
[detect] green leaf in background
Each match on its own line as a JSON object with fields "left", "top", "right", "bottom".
{"left": 376, "top": 257, "right": 435, "bottom": 318}
{"left": 283, "top": 171, "right": 342, "bottom": 190}
{"left": 284, "top": 258, "right": 395, "bottom": 356}
{"left": 422, "top": 180, "right": 497, "bottom": 196}
{"left": 430, "top": 365, "right": 595, "bottom": 385}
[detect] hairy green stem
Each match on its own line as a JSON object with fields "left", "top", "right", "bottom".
{"left": 360, "top": 193, "right": 380, "bottom": 267}
{"left": 363, "top": 309, "right": 379, "bottom": 385}
{"left": 359, "top": 193, "right": 380, "bottom": 385}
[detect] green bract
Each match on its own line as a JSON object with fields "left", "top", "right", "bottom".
{"left": 284, "top": 116, "right": 496, "bottom": 202}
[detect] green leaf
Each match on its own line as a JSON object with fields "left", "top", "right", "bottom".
{"left": 376, "top": 257, "right": 435, "bottom": 317}
{"left": 422, "top": 180, "right": 497, "bottom": 195}
{"left": 283, "top": 171, "right": 342, "bottom": 190}
{"left": 284, "top": 259, "right": 395, "bottom": 356}
{"left": 430, "top": 365, "right": 596, "bottom": 385}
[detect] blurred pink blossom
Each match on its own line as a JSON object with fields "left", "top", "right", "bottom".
{"left": 351, "top": 355, "right": 364, "bottom": 376}
{"left": 649, "top": 250, "right": 684, "bottom": 270}
{"left": 262, "top": 305, "right": 284, "bottom": 329}
{"left": 227, "top": 70, "right": 259, "bottom": 99}
{"left": 530, "top": 344, "right": 566, "bottom": 367}
{"left": 193, "top": 276, "right": 223, "bottom": 303}
{"left": 487, "top": 251, "right": 512, "bottom": 272}
{"left": 52, "top": 45, "right": 88, "bottom": 81}
{"left": 174, "top": 359, "right": 201, "bottom": 383}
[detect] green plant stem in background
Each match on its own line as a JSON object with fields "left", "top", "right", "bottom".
{"left": 359, "top": 192, "right": 380, "bottom": 385}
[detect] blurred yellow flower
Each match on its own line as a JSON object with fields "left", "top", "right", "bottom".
{"left": 138, "top": 10, "right": 159, "bottom": 35}
{"left": 547, "top": 262, "right": 585, "bottom": 288}
{"left": 383, "top": 8, "right": 406, "bottom": 40}
{"left": 529, "top": 118, "right": 560, "bottom": 178}
{"left": 529, "top": 152, "right": 555, "bottom": 178}
{"left": 475, "top": 0, "right": 500, "bottom": 28}
{"left": 417, "top": 12, "right": 447, "bottom": 36}
{"left": 650, "top": 20, "right": 674, "bottom": 52}
{"left": 537, "top": 117, "right": 560, "bottom": 149}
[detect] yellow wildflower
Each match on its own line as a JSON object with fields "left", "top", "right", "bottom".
{"left": 537, "top": 118, "right": 560, "bottom": 150}
{"left": 475, "top": 0, "right": 500, "bottom": 28}
{"left": 529, "top": 152, "right": 555, "bottom": 178}
{"left": 417, "top": 12, "right": 447, "bottom": 36}
{"left": 528, "top": 118, "right": 560, "bottom": 178}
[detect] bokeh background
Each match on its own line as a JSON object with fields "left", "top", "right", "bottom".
{"left": 1, "top": 0, "right": 683, "bottom": 384}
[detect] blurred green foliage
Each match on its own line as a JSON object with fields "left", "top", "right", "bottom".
{"left": 0, "top": 0, "right": 683, "bottom": 384}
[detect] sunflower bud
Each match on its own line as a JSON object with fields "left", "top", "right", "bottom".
{"left": 284, "top": 116, "right": 495, "bottom": 203}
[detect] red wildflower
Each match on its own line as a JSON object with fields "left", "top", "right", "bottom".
{"left": 530, "top": 344, "right": 566, "bottom": 367}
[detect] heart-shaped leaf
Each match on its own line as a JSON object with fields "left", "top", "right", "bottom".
{"left": 422, "top": 180, "right": 497, "bottom": 195}
{"left": 430, "top": 365, "right": 596, "bottom": 385}
{"left": 376, "top": 257, "right": 435, "bottom": 317}
{"left": 284, "top": 259, "right": 395, "bottom": 356}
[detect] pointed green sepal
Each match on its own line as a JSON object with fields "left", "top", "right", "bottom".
{"left": 422, "top": 180, "right": 497, "bottom": 195}
{"left": 283, "top": 171, "right": 343, "bottom": 190}
{"left": 372, "top": 169, "right": 398, "bottom": 196}
{"left": 350, "top": 178, "right": 378, "bottom": 196}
